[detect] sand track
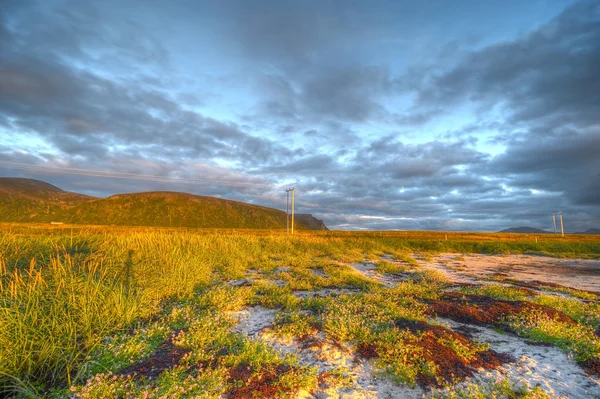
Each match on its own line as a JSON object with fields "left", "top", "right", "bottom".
{"left": 415, "top": 253, "right": 600, "bottom": 292}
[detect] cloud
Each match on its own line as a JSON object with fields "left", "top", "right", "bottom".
{"left": 489, "top": 128, "right": 600, "bottom": 206}
{"left": 412, "top": 1, "right": 600, "bottom": 130}
{"left": 0, "top": 4, "right": 299, "bottom": 168}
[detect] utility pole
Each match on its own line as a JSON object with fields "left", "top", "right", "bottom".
{"left": 559, "top": 214, "right": 565, "bottom": 237}
{"left": 285, "top": 187, "right": 295, "bottom": 234}
{"left": 551, "top": 213, "right": 565, "bottom": 237}
{"left": 286, "top": 189, "right": 290, "bottom": 233}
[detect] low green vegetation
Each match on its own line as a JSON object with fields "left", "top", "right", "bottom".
{"left": 458, "top": 284, "right": 535, "bottom": 302}
{"left": 375, "top": 259, "right": 409, "bottom": 274}
{"left": 427, "top": 378, "right": 554, "bottom": 399}
{"left": 532, "top": 294, "right": 600, "bottom": 328}
{"left": 507, "top": 308, "right": 600, "bottom": 363}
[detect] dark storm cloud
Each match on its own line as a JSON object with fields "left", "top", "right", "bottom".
{"left": 3, "top": 0, "right": 169, "bottom": 70}
{"left": 414, "top": 0, "right": 600, "bottom": 130}
{"left": 489, "top": 130, "right": 600, "bottom": 206}
{"left": 221, "top": 0, "right": 361, "bottom": 67}
{"left": 300, "top": 67, "right": 394, "bottom": 123}
{"left": 223, "top": 0, "right": 402, "bottom": 125}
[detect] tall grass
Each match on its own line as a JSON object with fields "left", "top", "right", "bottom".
{"left": 0, "top": 252, "right": 142, "bottom": 395}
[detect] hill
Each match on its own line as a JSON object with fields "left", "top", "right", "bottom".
{"left": 498, "top": 226, "right": 551, "bottom": 234}
{"left": 0, "top": 178, "right": 326, "bottom": 229}
{"left": 64, "top": 191, "right": 310, "bottom": 229}
{"left": 295, "top": 214, "right": 328, "bottom": 230}
{"left": 575, "top": 228, "right": 600, "bottom": 235}
{"left": 0, "top": 177, "right": 94, "bottom": 222}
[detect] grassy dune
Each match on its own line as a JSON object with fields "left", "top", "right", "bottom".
{"left": 1, "top": 225, "right": 599, "bottom": 398}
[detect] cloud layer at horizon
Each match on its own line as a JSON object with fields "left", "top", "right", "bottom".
{"left": 1, "top": 0, "right": 599, "bottom": 231}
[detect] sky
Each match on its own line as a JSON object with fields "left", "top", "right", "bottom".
{"left": 1, "top": 0, "right": 599, "bottom": 232}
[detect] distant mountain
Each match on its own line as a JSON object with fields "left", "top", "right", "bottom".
{"left": 498, "top": 227, "right": 552, "bottom": 234}
{"left": 0, "top": 178, "right": 327, "bottom": 230}
{"left": 575, "top": 228, "right": 600, "bottom": 235}
{"left": 295, "top": 214, "right": 328, "bottom": 230}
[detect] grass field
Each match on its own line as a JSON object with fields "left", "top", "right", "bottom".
{"left": 1, "top": 224, "right": 599, "bottom": 398}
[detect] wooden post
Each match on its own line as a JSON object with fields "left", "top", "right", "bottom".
{"left": 286, "top": 190, "right": 289, "bottom": 233}
{"left": 559, "top": 214, "right": 564, "bottom": 237}
{"left": 291, "top": 188, "right": 295, "bottom": 235}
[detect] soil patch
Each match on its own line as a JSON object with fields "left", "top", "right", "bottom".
{"left": 360, "top": 319, "right": 513, "bottom": 388}
{"left": 119, "top": 338, "right": 190, "bottom": 379}
{"left": 226, "top": 363, "right": 296, "bottom": 398}
{"left": 581, "top": 358, "right": 600, "bottom": 377}
{"left": 428, "top": 293, "right": 576, "bottom": 327}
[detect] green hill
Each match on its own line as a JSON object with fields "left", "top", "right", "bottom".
{"left": 64, "top": 191, "right": 308, "bottom": 229}
{"left": 0, "top": 177, "right": 93, "bottom": 222}
{"left": 295, "top": 214, "right": 328, "bottom": 230}
{"left": 0, "top": 178, "right": 319, "bottom": 229}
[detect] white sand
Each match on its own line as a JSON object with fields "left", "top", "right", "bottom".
{"left": 414, "top": 253, "right": 600, "bottom": 292}
{"left": 349, "top": 263, "right": 405, "bottom": 288}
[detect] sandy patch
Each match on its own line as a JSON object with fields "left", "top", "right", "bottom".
{"left": 293, "top": 288, "right": 361, "bottom": 299}
{"left": 349, "top": 263, "right": 404, "bottom": 288}
{"left": 234, "top": 306, "right": 424, "bottom": 399}
{"left": 231, "top": 252, "right": 600, "bottom": 399}
{"left": 232, "top": 306, "right": 278, "bottom": 337}
{"left": 415, "top": 253, "right": 600, "bottom": 292}
{"left": 260, "top": 332, "right": 424, "bottom": 399}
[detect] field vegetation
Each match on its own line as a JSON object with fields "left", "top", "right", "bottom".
{"left": 1, "top": 224, "right": 599, "bottom": 398}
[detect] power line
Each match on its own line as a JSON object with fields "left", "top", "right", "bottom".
{"left": 0, "top": 161, "right": 271, "bottom": 189}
